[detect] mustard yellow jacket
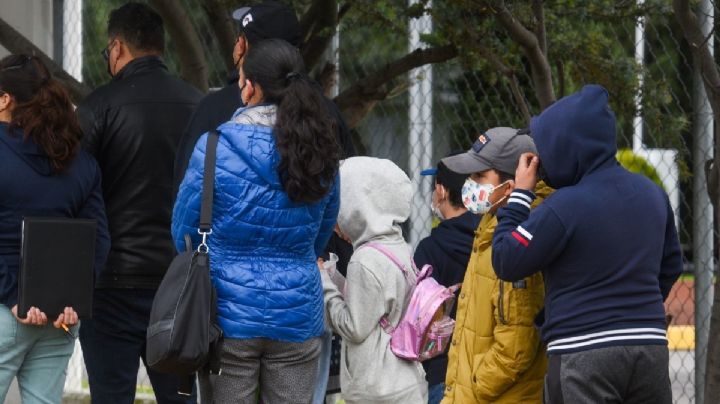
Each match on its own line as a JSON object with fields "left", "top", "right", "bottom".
{"left": 442, "top": 185, "right": 551, "bottom": 404}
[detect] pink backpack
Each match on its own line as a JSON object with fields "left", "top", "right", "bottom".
{"left": 364, "top": 242, "right": 459, "bottom": 362}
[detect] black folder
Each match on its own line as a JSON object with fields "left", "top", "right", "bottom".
{"left": 17, "top": 217, "right": 97, "bottom": 319}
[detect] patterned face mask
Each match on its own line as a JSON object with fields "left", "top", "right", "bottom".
{"left": 461, "top": 178, "right": 511, "bottom": 215}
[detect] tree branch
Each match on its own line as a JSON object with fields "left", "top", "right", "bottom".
{"left": 491, "top": 0, "right": 555, "bottom": 109}
{"left": 314, "top": 62, "right": 338, "bottom": 97}
{"left": 339, "top": 3, "right": 352, "bottom": 21}
{"left": 476, "top": 44, "right": 532, "bottom": 123}
{"left": 300, "top": 0, "right": 338, "bottom": 71}
{"left": 557, "top": 59, "right": 566, "bottom": 98}
{"left": 149, "top": 0, "right": 208, "bottom": 92}
{"left": 201, "top": 0, "right": 237, "bottom": 74}
{"left": 0, "top": 17, "right": 91, "bottom": 103}
{"left": 532, "top": 0, "right": 547, "bottom": 56}
{"left": 334, "top": 45, "right": 458, "bottom": 128}
{"left": 674, "top": 0, "right": 720, "bottom": 119}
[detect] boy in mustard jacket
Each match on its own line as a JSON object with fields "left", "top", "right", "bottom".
{"left": 441, "top": 127, "right": 548, "bottom": 403}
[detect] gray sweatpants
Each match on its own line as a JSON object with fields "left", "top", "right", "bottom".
{"left": 199, "top": 337, "right": 321, "bottom": 404}
{"left": 544, "top": 345, "right": 672, "bottom": 404}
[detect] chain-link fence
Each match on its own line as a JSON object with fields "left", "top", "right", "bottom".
{"left": 338, "top": 3, "right": 705, "bottom": 402}
{"left": 0, "top": 0, "right": 715, "bottom": 403}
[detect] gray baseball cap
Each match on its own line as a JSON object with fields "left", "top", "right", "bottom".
{"left": 442, "top": 127, "right": 537, "bottom": 175}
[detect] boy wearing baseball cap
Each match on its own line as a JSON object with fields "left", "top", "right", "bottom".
{"left": 441, "top": 127, "right": 549, "bottom": 404}
{"left": 414, "top": 158, "right": 480, "bottom": 404}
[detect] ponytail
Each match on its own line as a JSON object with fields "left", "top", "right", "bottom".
{"left": 0, "top": 55, "right": 80, "bottom": 172}
{"left": 243, "top": 39, "right": 340, "bottom": 204}
{"left": 275, "top": 75, "right": 340, "bottom": 203}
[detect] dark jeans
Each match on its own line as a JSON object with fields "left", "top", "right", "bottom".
{"left": 79, "top": 288, "right": 197, "bottom": 404}
{"left": 427, "top": 383, "right": 445, "bottom": 404}
{"left": 544, "top": 345, "right": 672, "bottom": 404}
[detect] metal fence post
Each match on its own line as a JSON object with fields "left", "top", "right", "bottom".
{"left": 694, "top": 1, "right": 715, "bottom": 403}
{"left": 633, "top": 0, "right": 645, "bottom": 154}
{"left": 62, "top": 0, "right": 82, "bottom": 81}
{"left": 408, "top": 0, "right": 433, "bottom": 247}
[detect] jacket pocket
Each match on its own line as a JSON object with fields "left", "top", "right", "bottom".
{"left": 470, "top": 351, "right": 490, "bottom": 402}
{"left": 505, "top": 274, "right": 544, "bottom": 326}
{"left": 0, "top": 305, "right": 17, "bottom": 348}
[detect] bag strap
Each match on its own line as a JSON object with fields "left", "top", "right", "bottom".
{"left": 364, "top": 242, "right": 415, "bottom": 276}
{"left": 363, "top": 242, "right": 416, "bottom": 334}
{"left": 199, "top": 130, "right": 220, "bottom": 232}
{"left": 197, "top": 130, "right": 220, "bottom": 251}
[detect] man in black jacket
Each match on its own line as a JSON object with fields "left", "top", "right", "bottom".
{"left": 76, "top": 3, "right": 202, "bottom": 403}
{"left": 414, "top": 159, "right": 480, "bottom": 404}
{"left": 173, "top": 1, "right": 355, "bottom": 195}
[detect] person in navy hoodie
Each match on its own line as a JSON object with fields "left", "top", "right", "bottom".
{"left": 0, "top": 55, "right": 110, "bottom": 404}
{"left": 173, "top": 39, "right": 340, "bottom": 403}
{"left": 414, "top": 158, "right": 479, "bottom": 404}
{"left": 491, "top": 84, "right": 681, "bottom": 404}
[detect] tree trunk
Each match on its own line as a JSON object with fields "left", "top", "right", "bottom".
{"left": 491, "top": 0, "right": 556, "bottom": 109}
{"left": 0, "top": 17, "right": 91, "bottom": 103}
{"left": 300, "top": 0, "right": 338, "bottom": 72}
{"left": 201, "top": 0, "right": 238, "bottom": 74}
{"left": 673, "top": 0, "right": 720, "bottom": 400}
{"left": 149, "top": 0, "right": 209, "bottom": 92}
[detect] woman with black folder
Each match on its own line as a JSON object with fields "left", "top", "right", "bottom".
{"left": 0, "top": 55, "right": 110, "bottom": 404}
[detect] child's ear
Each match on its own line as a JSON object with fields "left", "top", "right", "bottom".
{"left": 434, "top": 183, "right": 446, "bottom": 200}
{"left": 505, "top": 179, "right": 516, "bottom": 196}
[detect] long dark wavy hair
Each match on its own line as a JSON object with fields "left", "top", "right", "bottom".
{"left": 243, "top": 39, "right": 341, "bottom": 204}
{"left": 0, "top": 55, "right": 80, "bottom": 172}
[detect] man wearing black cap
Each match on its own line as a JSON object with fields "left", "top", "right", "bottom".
{"left": 173, "top": 1, "right": 355, "bottom": 194}
{"left": 413, "top": 158, "right": 480, "bottom": 404}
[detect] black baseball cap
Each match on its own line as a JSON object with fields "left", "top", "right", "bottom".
{"left": 232, "top": 1, "right": 302, "bottom": 48}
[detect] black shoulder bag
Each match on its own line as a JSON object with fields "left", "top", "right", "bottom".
{"left": 146, "top": 130, "right": 223, "bottom": 394}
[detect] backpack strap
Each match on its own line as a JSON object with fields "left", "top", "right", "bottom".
{"left": 363, "top": 242, "right": 415, "bottom": 334}
{"left": 364, "top": 242, "right": 416, "bottom": 277}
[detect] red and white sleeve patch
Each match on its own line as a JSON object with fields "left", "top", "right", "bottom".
{"left": 511, "top": 225, "right": 533, "bottom": 247}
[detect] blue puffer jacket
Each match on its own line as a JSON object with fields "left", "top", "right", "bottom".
{"left": 172, "top": 105, "right": 339, "bottom": 342}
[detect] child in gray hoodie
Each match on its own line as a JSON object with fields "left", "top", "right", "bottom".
{"left": 320, "top": 156, "right": 428, "bottom": 404}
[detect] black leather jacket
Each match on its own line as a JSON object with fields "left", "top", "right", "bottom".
{"left": 77, "top": 56, "right": 202, "bottom": 289}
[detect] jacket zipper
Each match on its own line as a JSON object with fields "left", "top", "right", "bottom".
{"left": 498, "top": 281, "right": 507, "bottom": 325}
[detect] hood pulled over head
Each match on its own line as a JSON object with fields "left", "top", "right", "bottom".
{"left": 531, "top": 84, "right": 617, "bottom": 188}
{"left": 337, "top": 156, "right": 412, "bottom": 248}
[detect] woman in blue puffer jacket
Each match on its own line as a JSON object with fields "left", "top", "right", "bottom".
{"left": 172, "top": 39, "right": 340, "bottom": 404}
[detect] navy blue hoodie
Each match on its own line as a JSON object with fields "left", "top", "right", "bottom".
{"left": 0, "top": 124, "right": 111, "bottom": 308}
{"left": 491, "top": 85, "right": 682, "bottom": 355}
{"left": 414, "top": 210, "right": 480, "bottom": 385}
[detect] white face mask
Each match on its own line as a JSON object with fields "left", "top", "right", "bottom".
{"left": 461, "top": 178, "right": 511, "bottom": 215}
{"left": 430, "top": 189, "right": 446, "bottom": 221}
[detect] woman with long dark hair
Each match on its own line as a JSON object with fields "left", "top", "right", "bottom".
{"left": 173, "top": 39, "right": 341, "bottom": 403}
{"left": 0, "top": 55, "right": 110, "bottom": 403}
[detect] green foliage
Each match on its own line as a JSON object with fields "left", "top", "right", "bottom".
{"left": 617, "top": 149, "right": 666, "bottom": 191}
{"left": 80, "top": 0, "right": 693, "bottom": 179}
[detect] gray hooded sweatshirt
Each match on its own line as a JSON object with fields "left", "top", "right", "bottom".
{"left": 321, "top": 156, "right": 428, "bottom": 404}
